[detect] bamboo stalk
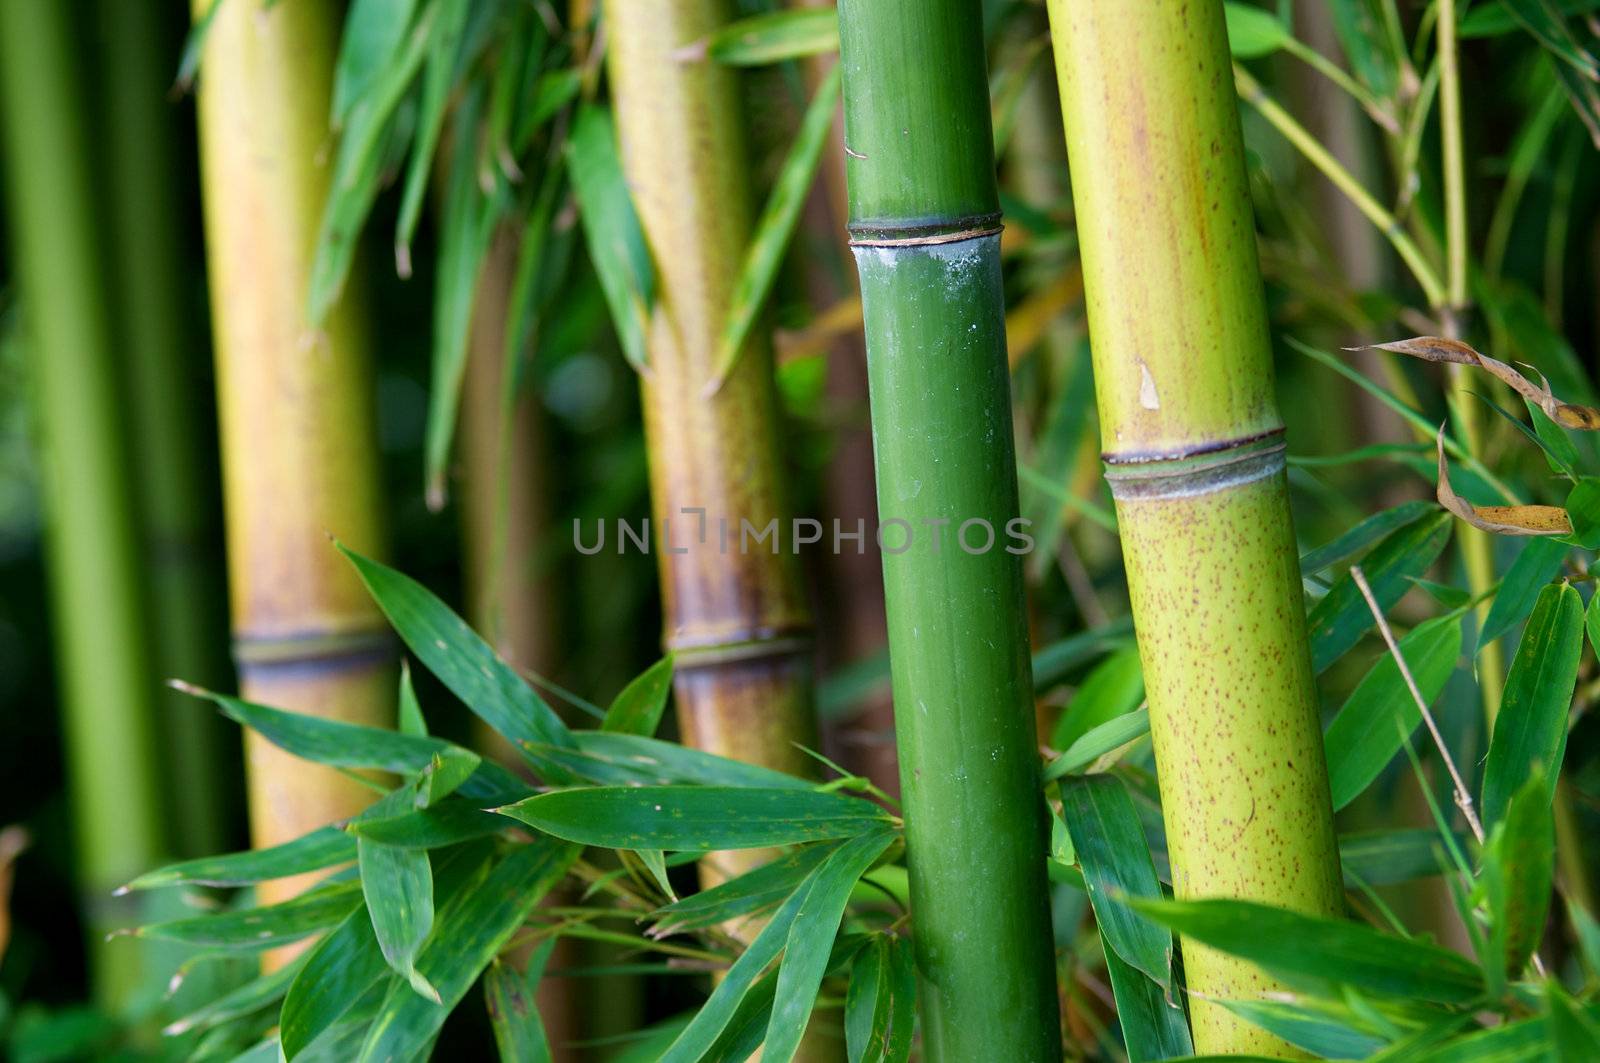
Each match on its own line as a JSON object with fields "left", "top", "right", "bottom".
{"left": 0, "top": 0, "right": 166, "bottom": 1006}
{"left": 836, "top": 2, "right": 1062, "bottom": 1058}
{"left": 191, "top": 0, "right": 392, "bottom": 914}
{"left": 604, "top": 0, "right": 820, "bottom": 823}
{"left": 97, "top": 0, "right": 233, "bottom": 858}
{"left": 1046, "top": 1, "right": 1345, "bottom": 1055}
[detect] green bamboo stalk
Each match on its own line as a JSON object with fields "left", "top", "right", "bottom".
{"left": 1046, "top": 1, "right": 1344, "bottom": 1055}
{"left": 0, "top": 0, "right": 166, "bottom": 1007}
{"left": 97, "top": 0, "right": 232, "bottom": 859}
{"left": 604, "top": 0, "right": 820, "bottom": 832}
{"left": 191, "top": 0, "right": 392, "bottom": 918}
{"left": 836, "top": 2, "right": 1061, "bottom": 1059}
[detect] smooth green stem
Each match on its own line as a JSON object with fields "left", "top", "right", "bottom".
{"left": 1050, "top": 3, "right": 1344, "bottom": 1055}
{"left": 1234, "top": 65, "right": 1447, "bottom": 309}
{"left": 838, "top": 2, "right": 1061, "bottom": 1059}
{"left": 1438, "top": 0, "right": 1468, "bottom": 312}
{"left": 0, "top": 0, "right": 166, "bottom": 1007}
{"left": 98, "top": 0, "right": 232, "bottom": 858}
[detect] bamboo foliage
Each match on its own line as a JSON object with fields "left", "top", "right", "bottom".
{"left": 0, "top": 0, "right": 166, "bottom": 1006}
{"left": 836, "top": 1, "right": 1061, "bottom": 1058}
{"left": 1046, "top": 0, "right": 1345, "bottom": 1054}
{"left": 603, "top": 0, "right": 820, "bottom": 816}
{"left": 191, "top": 0, "right": 392, "bottom": 910}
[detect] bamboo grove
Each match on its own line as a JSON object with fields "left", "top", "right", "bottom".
{"left": 3, "top": 0, "right": 1600, "bottom": 1061}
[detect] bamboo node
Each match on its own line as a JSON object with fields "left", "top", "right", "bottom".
{"left": 1103, "top": 431, "right": 1286, "bottom": 500}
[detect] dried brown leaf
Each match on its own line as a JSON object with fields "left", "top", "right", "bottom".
{"left": 1351, "top": 337, "right": 1600, "bottom": 430}
{"left": 1435, "top": 429, "right": 1572, "bottom": 537}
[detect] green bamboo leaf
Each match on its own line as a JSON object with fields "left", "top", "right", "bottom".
{"left": 340, "top": 545, "right": 575, "bottom": 761}
{"left": 652, "top": 842, "right": 840, "bottom": 936}
{"left": 1058, "top": 776, "right": 1174, "bottom": 992}
{"left": 706, "top": 65, "right": 841, "bottom": 395}
{"left": 1324, "top": 614, "right": 1462, "bottom": 810}
{"left": 1308, "top": 510, "right": 1453, "bottom": 672}
{"left": 686, "top": 8, "right": 840, "bottom": 66}
{"left": 1479, "top": 772, "right": 1555, "bottom": 978}
{"left": 485, "top": 945, "right": 556, "bottom": 1063}
{"left": 1219, "top": 998, "right": 1389, "bottom": 1059}
{"left": 1565, "top": 478, "right": 1600, "bottom": 548}
{"left": 515, "top": 68, "right": 582, "bottom": 153}
{"left": 601, "top": 655, "right": 674, "bottom": 736}
{"left": 1339, "top": 829, "right": 1460, "bottom": 887}
{"left": 137, "top": 880, "right": 364, "bottom": 950}
{"left": 497, "top": 786, "right": 892, "bottom": 851}
{"left": 331, "top": 0, "right": 422, "bottom": 125}
{"left": 397, "top": 660, "right": 427, "bottom": 737}
{"left": 1394, "top": 1014, "right": 1550, "bottom": 1062}
{"left": 1548, "top": 981, "right": 1600, "bottom": 1059}
{"left": 1129, "top": 897, "right": 1486, "bottom": 1003}
{"left": 1043, "top": 707, "right": 1151, "bottom": 781}
{"left": 1031, "top": 622, "right": 1134, "bottom": 691}
{"left": 1326, "top": 0, "right": 1401, "bottom": 95}
{"left": 423, "top": 81, "right": 506, "bottom": 509}
{"left": 358, "top": 838, "right": 579, "bottom": 1061}
{"left": 1463, "top": 0, "right": 1600, "bottom": 36}
{"left": 568, "top": 105, "right": 655, "bottom": 374}
{"left": 844, "top": 935, "right": 915, "bottom": 1063}
{"left": 1223, "top": 3, "right": 1291, "bottom": 58}
{"left": 307, "top": 4, "right": 435, "bottom": 322}
{"left": 347, "top": 801, "right": 506, "bottom": 849}
{"left": 1410, "top": 578, "right": 1472, "bottom": 609}
{"left": 1481, "top": 538, "right": 1568, "bottom": 647}
{"left": 1483, "top": 582, "right": 1581, "bottom": 828}
{"left": 529, "top": 732, "right": 815, "bottom": 790}
{"left": 1528, "top": 399, "right": 1583, "bottom": 478}
{"left": 1101, "top": 933, "right": 1193, "bottom": 1062}
{"left": 280, "top": 906, "right": 389, "bottom": 1060}
{"left": 358, "top": 839, "right": 437, "bottom": 1000}
{"left": 163, "top": 955, "right": 305, "bottom": 1036}
{"left": 179, "top": 684, "right": 492, "bottom": 802}
{"left": 1049, "top": 643, "right": 1143, "bottom": 751}
{"left": 1496, "top": 0, "right": 1600, "bottom": 79}
{"left": 1299, "top": 500, "right": 1435, "bottom": 576}
{"left": 393, "top": 0, "right": 471, "bottom": 272}
{"left": 763, "top": 830, "right": 897, "bottom": 1063}
{"left": 118, "top": 826, "right": 356, "bottom": 892}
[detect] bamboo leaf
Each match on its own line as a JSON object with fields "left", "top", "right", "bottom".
{"left": 348, "top": 801, "right": 506, "bottom": 849}
{"left": 393, "top": 0, "right": 471, "bottom": 274}
{"left": 1482, "top": 582, "right": 1582, "bottom": 828}
{"left": 1059, "top": 776, "right": 1174, "bottom": 992}
{"left": 679, "top": 8, "right": 841, "bottom": 66}
{"left": 1481, "top": 772, "right": 1555, "bottom": 977}
{"left": 1354, "top": 337, "right": 1600, "bottom": 430}
{"left": 1566, "top": 478, "right": 1600, "bottom": 548}
{"left": 1326, "top": 0, "right": 1402, "bottom": 96}
{"left": 528, "top": 732, "right": 815, "bottom": 790}
{"left": 1101, "top": 934, "right": 1193, "bottom": 1062}
{"left": 163, "top": 955, "right": 305, "bottom": 1036}
{"left": 357, "top": 838, "right": 579, "bottom": 1061}
{"left": 358, "top": 839, "right": 437, "bottom": 1001}
{"left": 763, "top": 830, "right": 897, "bottom": 1063}
{"left": 1049, "top": 643, "right": 1143, "bottom": 751}
{"left": 651, "top": 842, "right": 840, "bottom": 936}
{"left": 331, "top": 0, "right": 422, "bottom": 126}
{"left": 340, "top": 546, "right": 576, "bottom": 763}
{"left": 1528, "top": 399, "right": 1583, "bottom": 478}
{"left": 1223, "top": 3, "right": 1291, "bottom": 58}
{"left": 706, "top": 65, "right": 841, "bottom": 395}
{"left": 1219, "top": 998, "right": 1390, "bottom": 1059}
{"left": 844, "top": 935, "right": 915, "bottom": 1063}
{"left": 1323, "top": 615, "right": 1462, "bottom": 810}
{"left": 280, "top": 906, "right": 389, "bottom": 1060}
{"left": 568, "top": 105, "right": 654, "bottom": 374}
{"left": 496, "top": 786, "right": 893, "bottom": 852}
{"left": 1481, "top": 538, "right": 1569, "bottom": 647}
{"left": 1548, "top": 981, "right": 1600, "bottom": 1059}
{"left": 1495, "top": 0, "right": 1600, "bottom": 79}
{"left": 485, "top": 945, "right": 556, "bottom": 1063}
{"left": 1031, "top": 622, "right": 1134, "bottom": 691}
{"left": 1298, "top": 500, "right": 1435, "bottom": 576}
{"left": 1464, "top": 0, "right": 1600, "bottom": 37}
{"left": 1128, "top": 897, "right": 1486, "bottom": 1004}
{"left": 137, "top": 881, "right": 364, "bottom": 950}
{"left": 1435, "top": 430, "right": 1573, "bottom": 536}
{"left": 118, "top": 827, "right": 356, "bottom": 892}
{"left": 1043, "top": 708, "right": 1151, "bottom": 781}
{"left": 1339, "top": 829, "right": 1461, "bottom": 887}
{"left": 601, "top": 656, "right": 674, "bottom": 736}
{"left": 1307, "top": 510, "right": 1452, "bottom": 672}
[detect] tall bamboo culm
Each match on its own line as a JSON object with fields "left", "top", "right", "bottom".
{"left": 192, "top": 0, "right": 391, "bottom": 913}
{"left": 604, "top": 1, "right": 820, "bottom": 842}
{"left": 0, "top": 0, "right": 165, "bottom": 1006}
{"left": 98, "top": 0, "right": 232, "bottom": 858}
{"left": 1046, "top": 1, "right": 1344, "bottom": 1054}
{"left": 836, "top": 1, "right": 1061, "bottom": 1059}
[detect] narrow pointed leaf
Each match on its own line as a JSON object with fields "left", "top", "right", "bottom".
{"left": 527, "top": 732, "right": 814, "bottom": 790}
{"left": 1220, "top": 998, "right": 1389, "bottom": 1059}
{"left": 348, "top": 801, "right": 506, "bottom": 848}
{"left": 485, "top": 946, "right": 555, "bottom": 1063}
{"left": 138, "top": 881, "right": 364, "bottom": 950}
{"left": 331, "top": 0, "right": 422, "bottom": 125}
{"left": 1101, "top": 929, "right": 1193, "bottom": 1062}
{"left": 652, "top": 842, "right": 840, "bottom": 936}
{"left": 120, "top": 827, "right": 356, "bottom": 891}
{"left": 358, "top": 839, "right": 436, "bottom": 1000}
{"left": 1299, "top": 501, "right": 1435, "bottom": 576}
{"left": 1481, "top": 538, "right": 1568, "bottom": 647}
{"left": 686, "top": 8, "right": 840, "bottom": 66}
{"left": 567, "top": 105, "right": 654, "bottom": 373}
{"left": 393, "top": 0, "right": 470, "bottom": 269}
{"left": 1050, "top": 643, "right": 1144, "bottom": 751}
{"left": 1043, "top": 707, "right": 1151, "bottom": 780}
{"left": 1308, "top": 510, "right": 1452, "bottom": 672}
{"left": 601, "top": 656, "right": 674, "bottom": 736}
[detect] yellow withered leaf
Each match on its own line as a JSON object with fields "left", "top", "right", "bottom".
{"left": 1351, "top": 337, "right": 1600, "bottom": 430}
{"left": 1434, "top": 429, "right": 1572, "bottom": 536}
